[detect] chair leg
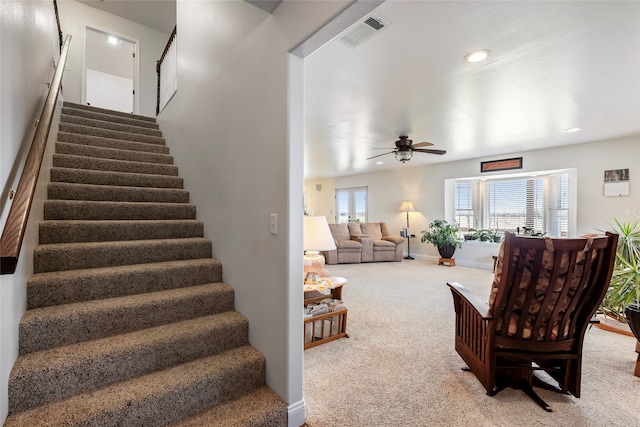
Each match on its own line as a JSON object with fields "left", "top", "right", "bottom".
{"left": 495, "top": 364, "right": 570, "bottom": 411}
{"left": 518, "top": 380, "right": 553, "bottom": 412}
{"left": 531, "top": 371, "right": 569, "bottom": 395}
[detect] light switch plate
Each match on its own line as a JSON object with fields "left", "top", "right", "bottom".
{"left": 270, "top": 214, "right": 277, "bottom": 235}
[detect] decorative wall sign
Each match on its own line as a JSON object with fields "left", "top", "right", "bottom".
{"left": 604, "top": 168, "right": 630, "bottom": 197}
{"left": 481, "top": 157, "right": 523, "bottom": 173}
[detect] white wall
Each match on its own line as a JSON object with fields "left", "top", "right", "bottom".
{"left": 0, "top": 0, "right": 61, "bottom": 422}
{"left": 303, "top": 178, "right": 335, "bottom": 220}
{"left": 57, "top": 0, "right": 169, "bottom": 117}
{"left": 86, "top": 68, "right": 133, "bottom": 113}
{"left": 157, "top": 1, "right": 353, "bottom": 425}
{"left": 308, "top": 135, "right": 640, "bottom": 268}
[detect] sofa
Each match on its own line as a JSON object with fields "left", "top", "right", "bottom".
{"left": 324, "top": 222, "right": 405, "bottom": 264}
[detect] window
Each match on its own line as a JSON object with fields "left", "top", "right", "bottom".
{"left": 335, "top": 187, "right": 367, "bottom": 223}
{"left": 450, "top": 170, "right": 574, "bottom": 237}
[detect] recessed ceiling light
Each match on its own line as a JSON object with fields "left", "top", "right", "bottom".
{"left": 376, "top": 161, "right": 383, "bottom": 165}
{"left": 464, "top": 49, "right": 491, "bottom": 63}
{"left": 565, "top": 127, "right": 581, "bottom": 132}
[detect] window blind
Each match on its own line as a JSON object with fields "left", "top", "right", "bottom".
{"left": 453, "top": 171, "right": 569, "bottom": 237}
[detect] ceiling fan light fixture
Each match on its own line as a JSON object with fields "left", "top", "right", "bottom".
{"left": 395, "top": 150, "right": 413, "bottom": 163}
{"left": 464, "top": 49, "right": 490, "bottom": 63}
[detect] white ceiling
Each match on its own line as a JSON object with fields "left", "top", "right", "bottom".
{"left": 76, "top": 0, "right": 176, "bottom": 33}
{"left": 75, "top": 1, "right": 640, "bottom": 181}
{"left": 304, "top": 0, "right": 640, "bottom": 179}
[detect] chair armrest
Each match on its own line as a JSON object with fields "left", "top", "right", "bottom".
{"left": 447, "top": 282, "right": 491, "bottom": 319}
{"left": 351, "top": 233, "right": 369, "bottom": 240}
{"left": 382, "top": 235, "right": 405, "bottom": 245}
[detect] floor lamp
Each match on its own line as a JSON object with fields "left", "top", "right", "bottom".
{"left": 398, "top": 201, "right": 416, "bottom": 260}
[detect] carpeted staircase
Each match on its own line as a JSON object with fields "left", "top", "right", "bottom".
{"left": 4, "top": 102, "right": 287, "bottom": 427}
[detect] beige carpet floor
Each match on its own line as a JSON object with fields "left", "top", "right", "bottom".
{"left": 303, "top": 260, "right": 640, "bottom": 427}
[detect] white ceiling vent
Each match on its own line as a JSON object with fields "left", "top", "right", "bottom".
{"left": 339, "top": 14, "right": 388, "bottom": 48}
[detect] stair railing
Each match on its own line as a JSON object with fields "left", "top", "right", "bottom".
{"left": 0, "top": 34, "right": 71, "bottom": 275}
{"left": 53, "top": 0, "right": 63, "bottom": 53}
{"left": 156, "top": 26, "right": 177, "bottom": 115}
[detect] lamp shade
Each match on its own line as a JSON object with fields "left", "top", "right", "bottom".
{"left": 303, "top": 215, "right": 336, "bottom": 251}
{"left": 398, "top": 201, "right": 416, "bottom": 213}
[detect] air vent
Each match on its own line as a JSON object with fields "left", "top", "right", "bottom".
{"left": 364, "top": 17, "right": 384, "bottom": 31}
{"left": 339, "top": 14, "right": 388, "bottom": 48}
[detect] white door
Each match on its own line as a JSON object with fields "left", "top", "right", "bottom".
{"left": 85, "top": 27, "right": 136, "bottom": 113}
{"left": 335, "top": 187, "right": 368, "bottom": 223}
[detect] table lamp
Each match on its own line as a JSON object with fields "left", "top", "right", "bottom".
{"left": 303, "top": 215, "right": 336, "bottom": 283}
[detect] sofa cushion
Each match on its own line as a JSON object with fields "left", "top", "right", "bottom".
{"left": 347, "top": 222, "right": 363, "bottom": 237}
{"left": 329, "top": 223, "right": 350, "bottom": 242}
{"left": 360, "top": 223, "right": 383, "bottom": 240}
{"left": 372, "top": 239, "right": 396, "bottom": 250}
{"left": 337, "top": 240, "right": 363, "bottom": 250}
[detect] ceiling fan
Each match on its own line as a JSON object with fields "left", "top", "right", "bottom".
{"left": 367, "top": 136, "right": 446, "bottom": 163}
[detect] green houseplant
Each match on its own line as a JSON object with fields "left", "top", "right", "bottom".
{"left": 421, "top": 219, "right": 463, "bottom": 259}
{"left": 600, "top": 213, "right": 640, "bottom": 342}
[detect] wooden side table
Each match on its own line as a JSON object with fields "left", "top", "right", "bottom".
{"left": 303, "top": 276, "right": 346, "bottom": 305}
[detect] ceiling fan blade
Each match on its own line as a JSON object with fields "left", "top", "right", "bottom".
{"left": 414, "top": 148, "right": 447, "bottom": 155}
{"left": 412, "top": 141, "right": 434, "bottom": 148}
{"left": 366, "top": 151, "right": 395, "bottom": 160}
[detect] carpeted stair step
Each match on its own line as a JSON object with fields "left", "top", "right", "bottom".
{"left": 53, "top": 153, "right": 179, "bottom": 176}
{"left": 60, "top": 122, "right": 166, "bottom": 145}
{"left": 20, "top": 283, "right": 236, "bottom": 354}
{"left": 61, "top": 113, "right": 163, "bottom": 136}
{"left": 27, "top": 258, "right": 223, "bottom": 309}
{"left": 47, "top": 182, "right": 190, "bottom": 203}
{"left": 39, "top": 219, "right": 202, "bottom": 243}
{"left": 56, "top": 141, "right": 173, "bottom": 164}
{"left": 62, "top": 106, "right": 160, "bottom": 130}
{"left": 170, "top": 385, "right": 287, "bottom": 427}
{"left": 34, "top": 237, "right": 212, "bottom": 273}
{"left": 5, "top": 345, "right": 265, "bottom": 427}
{"left": 9, "top": 314, "right": 252, "bottom": 413}
{"left": 44, "top": 200, "right": 195, "bottom": 220}
{"left": 51, "top": 167, "right": 183, "bottom": 188}
{"left": 64, "top": 101, "right": 157, "bottom": 123}
{"left": 58, "top": 132, "right": 170, "bottom": 154}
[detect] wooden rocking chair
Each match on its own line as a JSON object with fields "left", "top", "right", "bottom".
{"left": 448, "top": 231, "right": 617, "bottom": 411}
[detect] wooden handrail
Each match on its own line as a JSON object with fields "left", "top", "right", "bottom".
{"left": 0, "top": 34, "right": 71, "bottom": 275}
{"left": 53, "top": 0, "right": 63, "bottom": 53}
{"left": 156, "top": 25, "right": 177, "bottom": 115}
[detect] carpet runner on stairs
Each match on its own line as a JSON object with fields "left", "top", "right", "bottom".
{"left": 4, "top": 102, "right": 287, "bottom": 427}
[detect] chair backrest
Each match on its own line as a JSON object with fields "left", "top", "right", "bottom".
{"left": 488, "top": 232, "right": 617, "bottom": 348}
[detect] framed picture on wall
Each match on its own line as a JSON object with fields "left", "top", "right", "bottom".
{"left": 603, "top": 168, "right": 630, "bottom": 197}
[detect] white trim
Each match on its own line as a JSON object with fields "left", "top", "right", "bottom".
{"left": 287, "top": 53, "right": 306, "bottom": 425}
{"left": 287, "top": 399, "right": 306, "bottom": 427}
{"left": 81, "top": 23, "right": 141, "bottom": 114}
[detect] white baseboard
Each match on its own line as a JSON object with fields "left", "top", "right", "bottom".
{"left": 405, "top": 254, "right": 493, "bottom": 270}
{"left": 288, "top": 399, "right": 306, "bottom": 427}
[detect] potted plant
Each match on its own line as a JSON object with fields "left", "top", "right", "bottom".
{"left": 421, "top": 219, "right": 463, "bottom": 259}
{"left": 600, "top": 213, "right": 640, "bottom": 342}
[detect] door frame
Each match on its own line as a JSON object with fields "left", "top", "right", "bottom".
{"left": 81, "top": 23, "right": 140, "bottom": 114}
